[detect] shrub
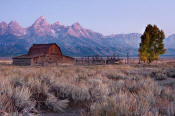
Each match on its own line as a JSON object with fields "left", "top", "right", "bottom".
{"left": 166, "top": 69, "right": 175, "bottom": 78}
{"left": 45, "top": 94, "right": 69, "bottom": 112}
{"left": 105, "top": 71, "right": 128, "bottom": 81}
{"left": 151, "top": 70, "right": 167, "bottom": 80}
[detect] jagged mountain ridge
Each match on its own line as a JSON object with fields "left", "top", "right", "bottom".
{"left": 0, "top": 16, "right": 174, "bottom": 57}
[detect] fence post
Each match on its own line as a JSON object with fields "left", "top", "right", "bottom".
{"left": 126, "top": 53, "right": 129, "bottom": 64}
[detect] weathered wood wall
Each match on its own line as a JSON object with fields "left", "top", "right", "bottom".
{"left": 48, "top": 44, "right": 62, "bottom": 56}
{"left": 13, "top": 58, "right": 31, "bottom": 66}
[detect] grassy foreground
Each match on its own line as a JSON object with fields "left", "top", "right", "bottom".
{"left": 0, "top": 63, "right": 175, "bottom": 116}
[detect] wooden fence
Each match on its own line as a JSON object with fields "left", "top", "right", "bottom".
{"left": 75, "top": 56, "right": 124, "bottom": 65}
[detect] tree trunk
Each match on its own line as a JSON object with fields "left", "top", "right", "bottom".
{"left": 148, "top": 58, "right": 151, "bottom": 64}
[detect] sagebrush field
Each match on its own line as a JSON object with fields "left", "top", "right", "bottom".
{"left": 0, "top": 61, "right": 175, "bottom": 116}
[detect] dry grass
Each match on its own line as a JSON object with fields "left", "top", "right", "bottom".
{"left": 0, "top": 59, "right": 12, "bottom": 64}
{"left": 0, "top": 63, "right": 174, "bottom": 116}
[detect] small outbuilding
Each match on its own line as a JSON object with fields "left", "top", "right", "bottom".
{"left": 12, "top": 43, "right": 74, "bottom": 66}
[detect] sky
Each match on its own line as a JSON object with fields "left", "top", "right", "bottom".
{"left": 0, "top": 0, "right": 175, "bottom": 36}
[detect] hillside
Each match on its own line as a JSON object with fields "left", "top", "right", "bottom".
{"left": 0, "top": 16, "right": 174, "bottom": 57}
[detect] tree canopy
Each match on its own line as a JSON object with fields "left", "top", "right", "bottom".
{"left": 139, "top": 24, "right": 166, "bottom": 63}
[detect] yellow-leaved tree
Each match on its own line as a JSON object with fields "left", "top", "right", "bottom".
{"left": 139, "top": 24, "right": 166, "bottom": 63}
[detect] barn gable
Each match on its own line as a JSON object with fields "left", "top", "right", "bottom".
{"left": 28, "top": 43, "right": 62, "bottom": 56}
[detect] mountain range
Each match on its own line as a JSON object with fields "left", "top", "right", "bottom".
{"left": 0, "top": 16, "right": 174, "bottom": 57}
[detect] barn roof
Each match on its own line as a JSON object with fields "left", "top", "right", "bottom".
{"left": 28, "top": 43, "right": 62, "bottom": 56}
{"left": 13, "top": 43, "right": 62, "bottom": 59}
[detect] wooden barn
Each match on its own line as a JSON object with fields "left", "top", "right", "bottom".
{"left": 12, "top": 43, "right": 74, "bottom": 66}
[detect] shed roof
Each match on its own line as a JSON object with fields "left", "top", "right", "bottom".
{"left": 13, "top": 54, "right": 45, "bottom": 59}
{"left": 13, "top": 54, "right": 31, "bottom": 59}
